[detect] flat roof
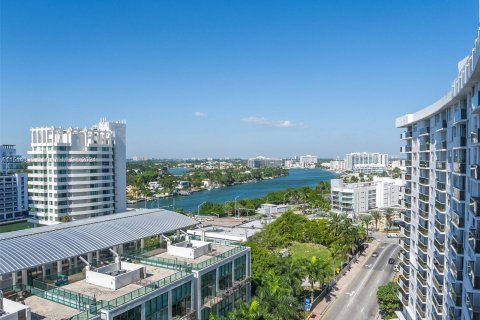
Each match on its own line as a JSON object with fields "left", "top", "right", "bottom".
{"left": 0, "top": 209, "right": 198, "bottom": 275}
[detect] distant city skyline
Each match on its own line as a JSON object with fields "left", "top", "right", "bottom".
{"left": 1, "top": 0, "right": 478, "bottom": 158}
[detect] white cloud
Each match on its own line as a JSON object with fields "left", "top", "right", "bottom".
{"left": 194, "top": 112, "right": 207, "bottom": 117}
{"left": 241, "top": 116, "right": 306, "bottom": 128}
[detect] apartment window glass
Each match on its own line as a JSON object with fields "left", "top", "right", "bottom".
{"left": 219, "top": 262, "right": 233, "bottom": 290}
{"left": 234, "top": 255, "right": 247, "bottom": 281}
{"left": 172, "top": 281, "right": 192, "bottom": 318}
{"left": 145, "top": 292, "right": 168, "bottom": 320}
{"left": 113, "top": 305, "right": 141, "bottom": 320}
{"left": 201, "top": 270, "right": 216, "bottom": 304}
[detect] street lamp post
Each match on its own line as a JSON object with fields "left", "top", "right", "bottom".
{"left": 283, "top": 193, "right": 288, "bottom": 205}
{"left": 234, "top": 196, "right": 239, "bottom": 217}
{"left": 197, "top": 201, "right": 206, "bottom": 217}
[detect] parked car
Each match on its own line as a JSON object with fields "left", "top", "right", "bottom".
{"left": 388, "top": 258, "right": 395, "bottom": 264}
{"left": 372, "top": 252, "right": 379, "bottom": 257}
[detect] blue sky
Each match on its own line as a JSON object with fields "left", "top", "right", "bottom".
{"left": 1, "top": 0, "right": 478, "bottom": 158}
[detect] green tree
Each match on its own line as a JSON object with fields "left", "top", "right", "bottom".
{"left": 384, "top": 208, "right": 395, "bottom": 230}
{"left": 359, "top": 214, "right": 372, "bottom": 235}
{"left": 370, "top": 210, "right": 382, "bottom": 231}
{"left": 304, "top": 255, "right": 330, "bottom": 303}
{"left": 376, "top": 282, "right": 401, "bottom": 319}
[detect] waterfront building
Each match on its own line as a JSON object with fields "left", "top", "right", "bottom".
{"left": 396, "top": 27, "right": 480, "bottom": 320}
{"left": 330, "top": 159, "right": 346, "bottom": 171}
{"left": 352, "top": 163, "right": 388, "bottom": 174}
{"left": 0, "top": 209, "right": 251, "bottom": 320}
{"left": 0, "top": 145, "right": 28, "bottom": 224}
{"left": 246, "top": 156, "right": 282, "bottom": 168}
{"left": 27, "top": 119, "right": 127, "bottom": 225}
{"left": 299, "top": 155, "right": 318, "bottom": 168}
{"left": 344, "top": 152, "right": 388, "bottom": 172}
{"left": 330, "top": 177, "right": 402, "bottom": 216}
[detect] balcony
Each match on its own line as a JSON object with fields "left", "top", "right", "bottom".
{"left": 432, "top": 294, "right": 443, "bottom": 315}
{"left": 453, "top": 187, "right": 466, "bottom": 201}
{"left": 400, "top": 227, "right": 411, "bottom": 238}
{"left": 416, "top": 302, "right": 427, "bottom": 318}
{"left": 436, "top": 181, "right": 446, "bottom": 191}
{"left": 418, "top": 207, "right": 429, "bottom": 219}
{"left": 453, "top": 108, "right": 467, "bottom": 124}
{"left": 401, "top": 131, "right": 413, "bottom": 139}
{"left": 416, "top": 287, "right": 427, "bottom": 303}
{"left": 419, "top": 177, "right": 430, "bottom": 185}
{"left": 435, "top": 220, "right": 446, "bottom": 234}
{"left": 450, "top": 237, "right": 464, "bottom": 255}
{"left": 436, "top": 161, "right": 447, "bottom": 170}
{"left": 404, "top": 188, "right": 411, "bottom": 195}
{"left": 472, "top": 165, "right": 480, "bottom": 180}
{"left": 403, "top": 160, "right": 412, "bottom": 167}
{"left": 419, "top": 127, "right": 430, "bottom": 136}
{"left": 418, "top": 193, "right": 429, "bottom": 203}
{"left": 449, "top": 288, "right": 463, "bottom": 307}
{"left": 467, "top": 265, "right": 480, "bottom": 290}
{"left": 418, "top": 224, "right": 429, "bottom": 237}
{"left": 400, "top": 146, "right": 412, "bottom": 153}
{"left": 434, "top": 239, "right": 445, "bottom": 254}
{"left": 472, "top": 128, "right": 480, "bottom": 144}
{"left": 434, "top": 257, "right": 444, "bottom": 274}
{"left": 468, "top": 232, "right": 480, "bottom": 254}
{"left": 437, "top": 140, "right": 448, "bottom": 150}
{"left": 435, "top": 201, "right": 446, "bottom": 212}
{"left": 419, "top": 144, "right": 430, "bottom": 152}
{"left": 417, "top": 255, "right": 428, "bottom": 270}
{"left": 453, "top": 136, "right": 467, "bottom": 148}
{"left": 437, "top": 120, "right": 447, "bottom": 131}
{"left": 404, "top": 174, "right": 412, "bottom": 181}
{"left": 454, "top": 162, "right": 467, "bottom": 174}
{"left": 471, "top": 197, "right": 480, "bottom": 217}
{"left": 418, "top": 240, "right": 428, "bottom": 253}
{"left": 432, "top": 275, "right": 444, "bottom": 294}
{"left": 466, "top": 294, "right": 480, "bottom": 320}
{"left": 420, "top": 160, "right": 430, "bottom": 168}
{"left": 452, "top": 212, "right": 465, "bottom": 229}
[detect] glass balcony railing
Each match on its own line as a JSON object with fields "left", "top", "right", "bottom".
{"left": 419, "top": 127, "right": 430, "bottom": 136}
{"left": 401, "top": 131, "right": 413, "bottom": 139}
{"left": 453, "top": 109, "right": 467, "bottom": 123}
{"left": 471, "top": 197, "right": 480, "bottom": 217}
{"left": 434, "top": 257, "right": 445, "bottom": 274}
{"left": 436, "top": 161, "right": 447, "bottom": 170}
{"left": 453, "top": 188, "right": 466, "bottom": 201}
{"left": 436, "top": 181, "right": 446, "bottom": 191}
{"left": 419, "top": 177, "right": 430, "bottom": 185}
{"left": 436, "top": 201, "right": 446, "bottom": 212}
{"left": 454, "top": 162, "right": 467, "bottom": 174}
{"left": 471, "top": 165, "right": 480, "bottom": 179}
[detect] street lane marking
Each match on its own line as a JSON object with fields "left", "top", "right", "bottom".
{"left": 347, "top": 243, "right": 396, "bottom": 308}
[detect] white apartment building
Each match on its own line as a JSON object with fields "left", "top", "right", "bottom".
{"left": 246, "top": 156, "right": 282, "bottom": 168}
{"left": 344, "top": 152, "right": 389, "bottom": 171}
{"left": 0, "top": 145, "right": 28, "bottom": 224}
{"left": 330, "top": 177, "right": 402, "bottom": 216}
{"left": 27, "top": 119, "right": 126, "bottom": 225}
{"left": 299, "top": 155, "right": 318, "bottom": 165}
{"left": 396, "top": 27, "right": 480, "bottom": 320}
{"left": 330, "top": 159, "right": 346, "bottom": 171}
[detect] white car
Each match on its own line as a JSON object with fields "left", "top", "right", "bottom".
{"left": 393, "top": 265, "right": 400, "bottom": 272}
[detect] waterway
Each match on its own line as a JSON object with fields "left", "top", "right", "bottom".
{"left": 0, "top": 168, "right": 337, "bottom": 233}
{"left": 132, "top": 168, "right": 337, "bottom": 213}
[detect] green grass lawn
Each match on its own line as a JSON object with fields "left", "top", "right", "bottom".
{"left": 288, "top": 242, "right": 344, "bottom": 272}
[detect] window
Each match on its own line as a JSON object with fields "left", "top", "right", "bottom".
{"left": 201, "top": 270, "right": 216, "bottom": 304}
{"left": 218, "top": 262, "right": 232, "bottom": 290}
{"left": 145, "top": 292, "right": 168, "bottom": 320}
{"left": 113, "top": 305, "right": 141, "bottom": 320}
{"left": 172, "top": 282, "right": 192, "bottom": 318}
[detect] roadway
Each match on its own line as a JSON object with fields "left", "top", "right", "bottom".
{"left": 321, "top": 235, "right": 400, "bottom": 320}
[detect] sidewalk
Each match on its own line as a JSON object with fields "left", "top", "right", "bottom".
{"left": 307, "top": 240, "right": 381, "bottom": 319}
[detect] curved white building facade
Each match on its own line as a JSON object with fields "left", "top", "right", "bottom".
{"left": 396, "top": 28, "right": 480, "bottom": 320}
{"left": 28, "top": 119, "right": 127, "bottom": 225}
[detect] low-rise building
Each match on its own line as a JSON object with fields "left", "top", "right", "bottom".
{"left": 331, "top": 177, "right": 403, "bottom": 216}
{"left": 0, "top": 209, "right": 251, "bottom": 320}
{"left": 256, "top": 203, "right": 289, "bottom": 215}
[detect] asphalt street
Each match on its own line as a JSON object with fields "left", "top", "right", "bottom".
{"left": 321, "top": 235, "right": 400, "bottom": 320}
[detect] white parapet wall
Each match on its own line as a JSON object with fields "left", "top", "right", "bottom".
{"left": 0, "top": 298, "right": 31, "bottom": 320}
{"left": 86, "top": 262, "right": 145, "bottom": 290}
{"left": 167, "top": 240, "right": 212, "bottom": 259}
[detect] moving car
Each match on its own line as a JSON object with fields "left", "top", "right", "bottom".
{"left": 372, "top": 252, "right": 379, "bottom": 257}
{"left": 388, "top": 258, "right": 395, "bottom": 264}
{"left": 393, "top": 265, "right": 400, "bottom": 272}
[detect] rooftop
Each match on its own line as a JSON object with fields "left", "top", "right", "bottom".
{"left": 0, "top": 209, "right": 198, "bottom": 275}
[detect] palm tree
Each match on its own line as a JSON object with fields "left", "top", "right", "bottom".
{"left": 304, "top": 256, "right": 330, "bottom": 303}
{"left": 278, "top": 257, "right": 305, "bottom": 298}
{"left": 370, "top": 210, "right": 382, "bottom": 231}
{"left": 384, "top": 208, "right": 395, "bottom": 231}
{"left": 228, "top": 299, "right": 262, "bottom": 320}
{"left": 359, "top": 214, "right": 372, "bottom": 236}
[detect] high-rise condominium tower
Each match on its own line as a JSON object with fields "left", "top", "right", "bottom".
{"left": 396, "top": 28, "right": 480, "bottom": 320}
{"left": 28, "top": 119, "right": 126, "bottom": 225}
